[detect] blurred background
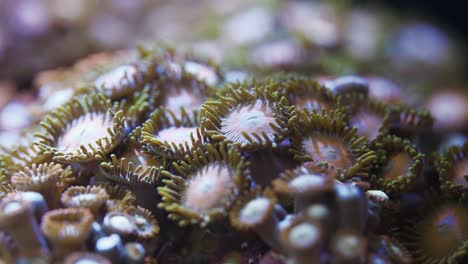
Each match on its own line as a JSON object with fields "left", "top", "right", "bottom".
{"left": 0, "top": 0, "right": 467, "bottom": 88}
{"left": 1, "top": 0, "right": 468, "bottom": 147}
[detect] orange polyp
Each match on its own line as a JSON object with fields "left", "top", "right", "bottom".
{"left": 418, "top": 205, "right": 468, "bottom": 258}
{"left": 381, "top": 152, "right": 411, "bottom": 180}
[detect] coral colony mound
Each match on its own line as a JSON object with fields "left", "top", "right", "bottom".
{"left": 1, "top": 42, "right": 468, "bottom": 264}
{"left": 0, "top": 1, "right": 468, "bottom": 258}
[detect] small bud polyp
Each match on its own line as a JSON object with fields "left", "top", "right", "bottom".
{"left": 95, "top": 233, "right": 124, "bottom": 263}
{"left": 109, "top": 215, "right": 134, "bottom": 232}
{"left": 288, "top": 223, "right": 320, "bottom": 250}
{"left": 288, "top": 174, "right": 324, "bottom": 192}
{"left": 96, "top": 234, "right": 121, "bottom": 251}
{"left": 239, "top": 197, "right": 271, "bottom": 225}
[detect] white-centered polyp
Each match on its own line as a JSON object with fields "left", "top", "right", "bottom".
{"left": 57, "top": 113, "right": 112, "bottom": 153}
{"left": 165, "top": 90, "right": 202, "bottom": 114}
{"left": 288, "top": 223, "right": 320, "bottom": 250}
{"left": 221, "top": 100, "right": 277, "bottom": 145}
{"left": 96, "top": 234, "right": 120, "bottom": 251}
{"left": 108, "top": 215, "right": 134, "bottom": 232}
{"left": 239, "top": 197, "right": 270, "bottom": 225}
{"left": 289, "top": 174, "right": 324, "bottom": 192}
{"left": 183, "top": 163, "right": 233, "bottom": 212}
{"left": 94, "top": 65, "right": 137, "bottom": 95}
{"left": 155, "top": 127, "right": 199, "bottom": 151}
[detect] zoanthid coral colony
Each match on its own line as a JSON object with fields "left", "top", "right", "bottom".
{"left": 0, "top": 45, "right": 467, "bottom": 264}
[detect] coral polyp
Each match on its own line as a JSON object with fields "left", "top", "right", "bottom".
{"left": 399, "top": 197, "right": 468, "bottom": 263}
{"left": 390, "top": 106, "right": 434, "bottom": 138}
{"left": 11, "top": 162, "right": 74, "bottom": 208}
{"left": 0, "top": 144, "right": 53, "bottom": 175}
{"left": 201, "top": 84, "right": 289, "bottom": 151}
{"left": 151, "top": 58, "right": 217, "bottom": 118}
{"left": 99, "top": 184, "right": 137, "bottom": 212}
{"left": 272, "top": 73, "right": 341, "bottom": 114}
{"left": 124, "top": 206, "right": 160, "bottom": 240}
{"left": 371, "top": 135, "right": 424, "bottom": 195}
{"left": 41, "top": 208, "right": 94, "bottom": 258}
{"left": 344, "top": 93, "right": 394, "bottom": 140}
{"left": 60, "top": 185, "right": 109, "bottom": 214}
{"left": 141, "top": 108, "right": 206, "bottom": 159}
{"left": 278, "top": 216, "right": 323, "bottom": 263}
{"left": 99, "top": 129, "right": 164, "bottom": 188}
{"left": 289, "top": 110, "right": 377, "bottom": 180}
{"left": 158, "top": 143, "right": 248, "bottom": 227}
{"left": 273, "top": 163, "right": 336, "bottom": 211}
{"left": 34, "top": 94, "right": 127, "bottom": 164}
{"left": 92, "top": 62, "right": 154, "bottom": 100}
{"left": 436, "top": 142, "right": 468, "bottom": 201}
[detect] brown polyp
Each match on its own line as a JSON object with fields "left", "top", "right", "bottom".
{"left": 40, "top": 208, "right": 94, "bottom": 259}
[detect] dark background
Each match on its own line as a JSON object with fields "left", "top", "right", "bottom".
{"left": 377, "top": 0, "right": 467, "bottom": 41}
